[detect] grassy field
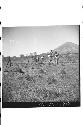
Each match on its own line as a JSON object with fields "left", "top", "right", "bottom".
{"left": 2, "top": 52, "right": 80, "bottom": 105}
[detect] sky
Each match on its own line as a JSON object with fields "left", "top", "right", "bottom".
{"left": 2, "top": 25, "right": 79, "bottom": 57}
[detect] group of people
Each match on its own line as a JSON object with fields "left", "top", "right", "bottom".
{"left": 49, "top": 50, "right": 59, "bottom": 64}
{"left": 5, "top": 50, "right": 60, "bottom": 66}
{"left": 33, "top": 50, "right": 59, "bottom": 65}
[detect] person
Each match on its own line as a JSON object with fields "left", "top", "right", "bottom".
{"left": 7, "top": 56, "right": 12, "bottom": 67}
{"left": 49, "top": 50, "right": 53, "bottom": 62}
{"left": 54, "top": 51, "right": 59, "bottom": 65}
{"left": 34, "top": 55, "right": 39, "bottom": 62}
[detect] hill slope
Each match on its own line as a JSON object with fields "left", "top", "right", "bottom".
{"left": 2, "top": 42, "right": 80, "bottom": 106}
{"left": 54, "top": 42, "right": 79, "bottom": 54}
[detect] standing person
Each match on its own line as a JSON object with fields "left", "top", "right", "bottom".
{"left": 49, "top": 50, "right": 53, "bottom": 62}
{"left": 54, "top": 51, "right": 59, "bottom": 65}
{"left": 7, "top": 56, "right": 12, "bottom": 67}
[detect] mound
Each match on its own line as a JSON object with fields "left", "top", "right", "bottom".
{"left": 54, "top": 42, "right": 79, "bottom": 54}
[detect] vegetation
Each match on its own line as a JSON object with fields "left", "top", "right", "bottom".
{"left": 2, "top": 46, "right": 80, "bottom": 103}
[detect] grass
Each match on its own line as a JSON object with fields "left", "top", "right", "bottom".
{"left": 2, "top": 52, "right": 80, "bottom": 103}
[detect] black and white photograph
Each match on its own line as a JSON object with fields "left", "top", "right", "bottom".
{"left": 2, "top": 25, "right": 80, "bottom": 107}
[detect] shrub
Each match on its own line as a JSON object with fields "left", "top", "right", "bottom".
{"left": 47, "top": 76, "right": 58, "bottom": 85}
{"left": 48, "top": 90, "right": 61, "bottom": 101}
{"left": 39, "top": 69, "right": 47, "bottom": 75}
{"left": 60, "top": 69, "right": 67, "bottom": 79}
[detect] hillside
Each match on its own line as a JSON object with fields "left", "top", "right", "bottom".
{"left": 54, "top": 42, "right": 79, "bottom": 54}
{"left": 2, "top": 42, "right": 80, "bottom": 107}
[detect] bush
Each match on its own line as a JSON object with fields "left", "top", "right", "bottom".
{"left": 48, "top": 90, "right": 61, "bottom": 101}
{"left": 60, "top": 69, "right": 67, "bottom": 79}
{"left": 47, "top": 76, "right": 58, "bottom": 85}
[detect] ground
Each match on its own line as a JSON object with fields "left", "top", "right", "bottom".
{"left": 2, "top": 52, "right": 80, "bottom": 105}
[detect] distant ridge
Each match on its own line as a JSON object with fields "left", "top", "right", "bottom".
{"left": 54, "top": 42, "right": 79, "bottom": 54}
